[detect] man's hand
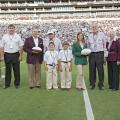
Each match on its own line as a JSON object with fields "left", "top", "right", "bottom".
{"left": 69, "top": 66, "right": 72, "bottom": 72}
{"left": 104, "top": 57, "right": 106, "bottom": 65}
{"left": 59, "top": 67, "right": 63, "bottom": 72}
{"left": 117, "top": 61, "right": 120, "bottom": 65}
{"left": 18, "top": 55, "right": 22, "bottom": 62}
{"left": 0, "top": 56, "right": 4, "bottom": 62}
{"left": 45, "top": 66, "right": 48, "bottom": 71}
{"left": 56, "top": 65, "right": 59, "bottom": 71}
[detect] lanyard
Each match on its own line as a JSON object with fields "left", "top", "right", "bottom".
{"left": 50, "top": 51, "right": 56, "bottom": 63}
{"left": 9, "top": 34, "right": 14, "bottom": 41}
{"left": 93, "top": 33, "right": 98, "bottom": 42}
{"left": 9, "top": 34, "right": 15, "bottom": 49}
{"left": 64, "top": 50, "right": 68, "bottom": 61}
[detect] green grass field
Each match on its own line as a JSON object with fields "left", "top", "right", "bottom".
{"left": 0, "top": 55, "right": 120, "bottom": 120}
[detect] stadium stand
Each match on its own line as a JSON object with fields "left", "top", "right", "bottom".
{"left": 0, "top": 0, "right": 119, "bottom": 20}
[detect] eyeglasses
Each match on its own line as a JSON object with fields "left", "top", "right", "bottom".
{"left": 8, "top": 27, "right": 15, "bottom": 30}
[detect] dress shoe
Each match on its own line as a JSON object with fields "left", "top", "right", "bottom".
{"left": 90, "top": 85, "right": 95, "bottom": 90}
{"left": 99, "top": 86, "right": 104, "bottom": 90}
{"left": 15, "top": 86, "right": 19, "bottom": 89}
{"left": 29, "top": 87, "right": 34, "bottom": 89}
{"left": 66, "top": 88, "right": 71, "bottom": 91}
{"left": 109, "top": 87, "right": 112, "bottom": 89}
{"left": 3, "top": 86, "right": 9, "bottom": 89}
{"left": 111, "top": 88, "right": 119, "bottom": 91}
{"left": 81, "top": 88, "right": 85, "bottom": 91}
{"left": 36, "top": 86, "right": 40, "bottom": 88}
{"left": 76, "top": 88, "right": 81, "bottom": 91}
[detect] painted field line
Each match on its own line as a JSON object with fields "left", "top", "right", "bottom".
{"left": 82, "top": 80, "right": 95, "bottom": 120}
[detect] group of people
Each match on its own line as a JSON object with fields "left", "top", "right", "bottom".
{"left": 0, "top": 23, "right": 120, "bottom": 91}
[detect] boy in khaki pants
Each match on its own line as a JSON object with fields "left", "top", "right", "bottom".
{"left": 44, "top": 42, "right": 59, "bottom": 90}
{"left": 59, "top": 41, "right": 73, "bottom": 90}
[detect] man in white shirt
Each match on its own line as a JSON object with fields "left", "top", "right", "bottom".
{"left": 43, "top": 30, "right": 62, "bottom": 52}
{"left": 87, "top": 24, "right": 107, "bottom": 90}
{"left": 0, "top": 24, "right": 23, "bottom": 89}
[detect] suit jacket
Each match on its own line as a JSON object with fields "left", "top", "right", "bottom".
{"left": 106, "top": 41, "right": 118, "bottom": 61}
{"left": 23, "top": 36, "right": 44, "bottom": 64}
{"left": 72, "top": 42, "right": 87, "bottom": 65}
{"left": 117, "top": 38, "right": 120, "bottom": 62}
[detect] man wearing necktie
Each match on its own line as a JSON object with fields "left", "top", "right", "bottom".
{"left": 23, "top": 27, "right": 44, "bottom": 89}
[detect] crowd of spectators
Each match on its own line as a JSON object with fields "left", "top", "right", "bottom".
{"left": 0, "top": 19, "right": 120, "bottom": 44}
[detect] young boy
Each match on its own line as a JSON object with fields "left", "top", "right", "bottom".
{"left": 44, "top": 42, "right": 59, "bottom": 90}
{"left": 58, "top": 41, "right": 73, "bottom": 90}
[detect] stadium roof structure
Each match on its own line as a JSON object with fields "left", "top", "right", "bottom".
{"left": 0, "top": 0, "right": 119, "bottom": 20}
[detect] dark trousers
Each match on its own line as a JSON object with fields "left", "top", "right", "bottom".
{"left": 89, "top": 51, "right": 104, "bottom": 87}
{"left": 116, "top": 65, "right": 120, "bottom": 90}
{"left": 107, "top": 61, "right": 118, "bottom": 89}
{"left": 4, "top": 52, "right": 20, "bottom": 87}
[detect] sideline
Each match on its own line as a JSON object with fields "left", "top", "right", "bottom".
{"left": 82, "top": 80, "right": 95, "bottom": 120}
{"left": 1, "top": 61, "right": 95, "bottom": 120}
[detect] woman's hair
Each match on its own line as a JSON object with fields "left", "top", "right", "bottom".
{"left": 76, "top": 32, "right": 85, "bottom": 44}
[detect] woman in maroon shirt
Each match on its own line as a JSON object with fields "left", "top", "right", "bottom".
{"left": 106, "top": 31, "right": 118, "bottom": 91}
{"left": 116, "top": 37, "right": 120, "bottom": 90}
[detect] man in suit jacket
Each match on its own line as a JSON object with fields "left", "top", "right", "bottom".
{"left": 23, "top": 27, "right": 44, "bottom": 89}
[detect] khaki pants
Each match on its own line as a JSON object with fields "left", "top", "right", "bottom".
{"left": 60, "top": 62, "right": 72, "bottom": 88}
{"left": 28, "top": 62, "right": 41, "bottom": 87}
{"left": 76, "top": 65, "right": 85, "bottom": 89}
{"left": 46, "top": 65, "right": 58, "bottom": 89}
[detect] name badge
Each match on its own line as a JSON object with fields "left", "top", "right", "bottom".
{"left": 52, "top": 62, "right": 55, "bottom": 69}
{"left": 10, "top": 44, "right": 13, "bottom": 49}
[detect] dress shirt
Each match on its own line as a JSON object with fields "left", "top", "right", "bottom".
{"left": 87, "top": 32, "right": 108, "bottom": 57}
{"left": 58, "top": 49, "right": 73, "bottom": 62}
{"left": 1, "top": 33, "right": 23, "bottom": 53}
{"left": 44, "top": 50, "right": 58, "bottom": 65}
{"left": 33, "top": 37, "right": 38, "bottom": 47}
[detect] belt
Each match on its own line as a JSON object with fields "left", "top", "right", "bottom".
{"left": 4, "top": 52, "right": 19, "bottom": 55}
{"left": 61, "top": 61, "right": 71, "bottom": 63}
{"left": 47, "top": 64, "right": 58, "bottom": 66}
{"left": 91, "top": 51, "right": 104, "bottom": 54}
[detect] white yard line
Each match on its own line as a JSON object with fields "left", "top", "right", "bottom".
{"left": 82, "top": 80, "right": 95, "bottom": 120}
{"left": 0, "top": 61, "right": 95, "bottom": 120}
